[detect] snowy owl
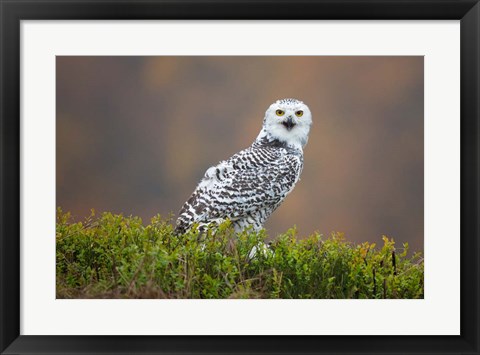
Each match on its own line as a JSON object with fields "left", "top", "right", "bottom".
{"left": 175, "top": 98, "right": 312, "bottom": 235}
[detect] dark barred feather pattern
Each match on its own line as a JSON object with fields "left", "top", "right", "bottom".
{"left": 175, "top": 136, "right": 303, "bottom": 235}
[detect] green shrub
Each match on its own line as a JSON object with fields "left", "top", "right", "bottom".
{"left": 56, "top": 208, "right": 424, "bottom": 299}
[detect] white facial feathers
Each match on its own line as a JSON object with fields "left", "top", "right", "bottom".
{"left": 259, "top": 98, "right": 312, "bottom": 149}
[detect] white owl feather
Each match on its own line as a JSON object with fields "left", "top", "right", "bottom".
{"left": 175, "top": 98, "right": 312, "bottom": 234}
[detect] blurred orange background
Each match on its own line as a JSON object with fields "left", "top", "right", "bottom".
{"left": 56, "top": 56, "right": 424, "bottom": 251}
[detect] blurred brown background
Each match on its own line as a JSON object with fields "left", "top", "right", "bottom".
{"left": 56, "top": 56, "right": 424, "bottom": 251}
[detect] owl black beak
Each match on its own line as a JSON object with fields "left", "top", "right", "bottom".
{"left": 282, "top": 116, "right": 295, "bottom": 131}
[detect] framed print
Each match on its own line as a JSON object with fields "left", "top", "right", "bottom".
{"left": 1, "top": 0, "right": 479, "bottom": 354}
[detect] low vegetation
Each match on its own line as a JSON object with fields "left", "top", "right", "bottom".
{"left": 56, "top": 208, "right": 424, "bottom": 299}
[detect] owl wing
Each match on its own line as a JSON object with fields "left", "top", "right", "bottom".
{"left": 175, "top": 146, "right": 302, "bottom": 234}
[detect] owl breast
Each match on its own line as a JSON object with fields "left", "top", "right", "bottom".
{"left": 175, "top": 138, "right": 304, "bottom": 235}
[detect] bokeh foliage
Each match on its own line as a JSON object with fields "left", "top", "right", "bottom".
{"left": 56, "top": 208, "right": 424, "bottom": 299}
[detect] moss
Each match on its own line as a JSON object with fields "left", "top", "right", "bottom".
{"left": 56, "top": 208, "right": 424, "bottom": 299}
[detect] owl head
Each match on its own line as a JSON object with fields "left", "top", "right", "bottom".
{"left": 261, "top": 98, "right": 312, "bottom": 149}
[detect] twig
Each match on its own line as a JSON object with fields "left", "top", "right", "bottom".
{"left": 127, "top": 258, "right": 145, "bottom": 294}
{"left": 392, "top": 250, "right": 397, "bottom": 276}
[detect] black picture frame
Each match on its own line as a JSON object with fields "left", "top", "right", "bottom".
{"left": 1, "top": 1, "right": 479, "bottom": 354}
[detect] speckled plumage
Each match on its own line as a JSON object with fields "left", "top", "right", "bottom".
{"left": 175, "top": 98, "right": 312, "bottom": 234}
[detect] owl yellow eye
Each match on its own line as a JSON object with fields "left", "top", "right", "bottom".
{"left": 295, "top": 110, "right": 304, "bottom": 117}
{"left": 275, "top": 109, "right": 285, "bottom": 116}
